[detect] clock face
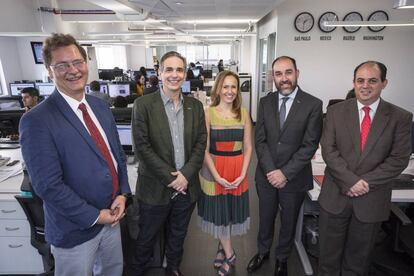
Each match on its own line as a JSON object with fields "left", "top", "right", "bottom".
{"left": 368, "top": 10, "right": 389, "bottom": 32}
{"left": 318, "top": 12, "right": 338, "bottom": 33}
{"left": 342, "top": 11, "right": 363, "bottom": 33}
{"left": 294, "top": 12, "right": 314, "bottom": 33}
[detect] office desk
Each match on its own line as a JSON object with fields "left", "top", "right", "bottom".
{"left": 0, "top": 148, "right": 138, "bottom": 275}
{"left": 295, "top": 153, "right": 414, "bottom": 275}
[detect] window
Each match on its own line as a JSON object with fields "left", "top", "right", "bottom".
{"left": 95, "top": 45, "right": 127, "bottom": 70}
{"left": 177, "top": 44, "right": 231, "bottom": 68}
{"left": 0, "top": 59, "right": 5, "bottom": 95}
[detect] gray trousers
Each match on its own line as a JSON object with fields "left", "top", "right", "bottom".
{"left": 51, "top": 224, "right": 123, "bottom": 276}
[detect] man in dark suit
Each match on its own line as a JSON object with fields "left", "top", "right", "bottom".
{"left": 131, "top": 51, "right": 207, "bottom": 276}
{"left": 247, "top": 56, "right": 323, "bottom": 276}
{"left": 318, "top": 61, "right": 413, "bottom": 276}
{"left": 19, "top": 33, "right": 130, "bottom": 275}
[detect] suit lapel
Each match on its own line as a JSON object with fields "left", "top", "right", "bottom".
{"left": 359, "top": 99, "right": 390, "bottom": 162}
{"left": 50, "top": 91, "right": 105, "bottom": 160}
{"left": 344, "top": 99, "right": 361, "bottom": 157}
{"left": 153, "top": 92, "right": 174, "bottom": 152}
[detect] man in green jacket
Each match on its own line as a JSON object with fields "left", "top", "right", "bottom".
{"left": 130, "top": 51, "right": 207, "bottom": 276}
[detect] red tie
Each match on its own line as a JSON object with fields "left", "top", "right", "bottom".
{"left": 78, "top": 103, "right": 119, "bottom": 198}
{"left": 360, "top": 106, "right": 371, "bottom": 151}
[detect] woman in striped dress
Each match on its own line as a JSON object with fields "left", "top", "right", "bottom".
{"left": 198, "top": 70, "right": 253, "bottom": 275}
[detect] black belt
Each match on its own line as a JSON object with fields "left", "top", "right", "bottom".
{"left": 209, "top": 149, "right": 242, "bottom": 156}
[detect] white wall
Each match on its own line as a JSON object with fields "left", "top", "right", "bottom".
{"left": 0, "top": 37, "right": 24, "bottom": 95}
{"left": 16, "top": 37, "right": 48, "bottom": 81}
{"left": 126, "top": 45, "right": 149, "bottom": 70}
{"left": 259, "top": 0, "right": 414, "bottom": 113}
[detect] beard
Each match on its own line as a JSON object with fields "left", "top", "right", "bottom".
{"left": 276, "top": 80, "right": 297, "bottom": 96}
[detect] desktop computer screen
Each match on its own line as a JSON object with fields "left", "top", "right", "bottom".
{"left": 85, "top": 83, "right": 109, "bottom": 94}
{"left": 181, "top": 80, "right": 191, "bottom": 93}
{"left": 146, "top": 69, "right": 157, "bottom": 79}
{"left": 98, "top": 69, "right": 123, "bottom": 81}
{"left": 36, "top": 83, "right": 55, "bottom": 96}
{"left": 116, "top": 124, "right": 133, "bottom": 155}
{"left": 202, "top": 70, "right": 213, "bottom": 79}
{"left": 9, "top": 83, "right": 35, "bottom": 96}
{"left": 190, "top": 79, "right": 204, "bottom": 91}
{"left": 108, "top": 83, "right": 130, "bottom": 97}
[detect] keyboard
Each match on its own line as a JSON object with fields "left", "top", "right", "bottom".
{"left": 0, "top": 138, "right": 19, "bottom": 144}
{"left": 392, "top": 174, "right": 414, "bottom": 190}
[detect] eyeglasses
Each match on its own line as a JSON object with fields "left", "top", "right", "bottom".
{"left": 50, "top": 59, "right": 86, "bottom": 72}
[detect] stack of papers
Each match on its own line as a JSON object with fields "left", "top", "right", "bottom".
{"left": 0, "top": 160, "right": 23, "bottom": 183}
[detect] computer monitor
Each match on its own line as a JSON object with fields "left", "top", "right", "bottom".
{"left": 146, "top": 69, "right": 157, "bottom": 79}
{"left": 108, "top": 83, "right": 130, "bottom": 97}
{"left": 85, "top": 83, "right": 108, "bottom": 94}
{"left": 202, "top": 70, "right": 213, "bottom": 79}
{"left": 98, "top": 69, "right": 123, "bottom": 81}
{"left": 9, "top": 83, "right": 35, "bottom": 97}
{"left": 0, "top": 97, "right": 22, "bottom": 110}
{"left": 181, "top": 80, "right": 191, "bottom": 94}
{"left": 191, "top": 68, "right": 200, "bottom": 78}
{"left": 190, "top": 79, "right": 204, "bottom": 91}
{"left": 116, "top": 124, "right": 133, "bottom": 155}
{"left": 111, "top": 107, "right": 132, "bottom": 123}
{"left": 0, "top": 109, "right": 24, "bottom": 136}
{"left": 36, "top": 83, "right": 55, "bottom": 96}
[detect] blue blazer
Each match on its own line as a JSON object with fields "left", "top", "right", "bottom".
{"left": 19, "top": 91, "right": 130, "bottom": 248}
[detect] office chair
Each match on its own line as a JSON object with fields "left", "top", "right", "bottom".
{"left": 14, "top": 194, "right": 54, "bottom": 275}
{"left": 372, "top": 202, "right": 414, "bottom": 275}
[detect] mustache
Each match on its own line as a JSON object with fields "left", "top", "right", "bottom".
{"left": 279, "top": 80, "right": 292, "bottom": 86}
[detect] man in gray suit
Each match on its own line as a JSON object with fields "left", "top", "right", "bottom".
{"left": 318, "top": 61, "right": 413, "bottom": 276}
{"left": 130, "top": 51, "right": 207, "bottom": 276}
{"left": 247, "top": 56, "right": 323, "bottom": 276}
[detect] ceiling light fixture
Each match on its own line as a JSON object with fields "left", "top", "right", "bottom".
{"left": 178, "top": 19, "right": 258, "bottom": 24}
{"left": 86, "top": 32, "right": 152, "bottom": 36}
{"left": 393, "top": 0, "right": 414, "bottom": 9}
{"left": 183, "top": 29, "right": 246, "bottom": 33}
{"left": 324, "top": 20, "right": 414, "bottom": 27}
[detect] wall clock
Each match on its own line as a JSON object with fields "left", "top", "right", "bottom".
{"left": 367, "top": 10, "right": 389, "bottom": 32}
{"left": 318, "top": 11, "right": 338, "bottom": 33}
{"left": 342, "top": 11, "right": 363, "bottom": 33}
{"left": 294, "top": 12, "right": 314, "bottom": 33}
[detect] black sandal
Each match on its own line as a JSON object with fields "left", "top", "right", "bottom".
{"left": 217, "top": 251, "right": 236, "bottom": 276}
{"left": 214, "top": 244, "right": 226, "bottom": 269}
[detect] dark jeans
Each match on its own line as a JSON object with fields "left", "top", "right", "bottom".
{"left": 130, "top": 193, "right": 195, "bottom": 275}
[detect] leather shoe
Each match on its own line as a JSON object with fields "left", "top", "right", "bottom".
{"left": 165, "top": 268, "right": 184, "bottom": 276}
{"left": 246, "top": 252, "right": 270, "bottom": 272}
{"left": 274, "top": 260, "right": 287, "bottom": 276}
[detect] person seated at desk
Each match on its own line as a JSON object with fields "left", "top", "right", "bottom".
{"left": 135, "top": 73, "right": 145, "bottom": 97}
{"left": 89, "top": 80, "right": 111, "bottom": 105}
{"left": 143, "top": 75, "right": 159, "bottom": 95}
{"left": 21, "top": 87, "right": 40, "bottom": 112}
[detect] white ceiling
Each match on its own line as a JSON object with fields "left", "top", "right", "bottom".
{"left": 49, "top": 0, "right": 284, "bottom": 46}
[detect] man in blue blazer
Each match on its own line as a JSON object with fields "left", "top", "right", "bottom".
{"left": 19, "top": 33, "right": 130, "bottom": 276}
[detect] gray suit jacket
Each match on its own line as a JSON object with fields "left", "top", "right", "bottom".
{"left": 255, "top": 88, "right": 323, "bottom": 192}
{"left": 132, "top": 91, "right": 207, "bottom": 205}
{"left": 319, "top": 98, "right": 413, "bottom": 223}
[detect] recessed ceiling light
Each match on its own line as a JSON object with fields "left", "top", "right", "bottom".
{"left": 175, "top": 2, "right": 184, "bottom": 5}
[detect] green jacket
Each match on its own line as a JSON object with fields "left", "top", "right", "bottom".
{"left": 132, "top": 90, "right": 207, "bottom": 205}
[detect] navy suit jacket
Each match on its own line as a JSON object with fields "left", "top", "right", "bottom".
{"left": 19, "top": 91, "right": 130, "bottom": 248}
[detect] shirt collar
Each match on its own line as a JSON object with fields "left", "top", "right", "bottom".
{"left": 160, "top": 86, "right": 183, "bottom": 106}
{"left": 279, "top": 86, "right": 299, "bottom": 101}
{"left": 357, "top": 97, "right": 380, "bottom": 113}
{"left": 57, "top": 89, "right": 89, "bottom": 113}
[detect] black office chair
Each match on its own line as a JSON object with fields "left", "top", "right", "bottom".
{"left": 15, "top": 170, "right": 54, "bottom": 275}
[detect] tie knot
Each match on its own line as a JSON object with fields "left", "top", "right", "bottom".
{"left": 362, "top": 106, "right": 370, "bottom": 114}
{"left": 78, "top": 103, "right": 87, "bottom": 112}
{"left": 281, "top": 97, "right": 289, "bottom": 103}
